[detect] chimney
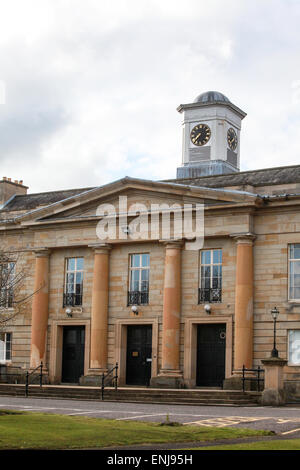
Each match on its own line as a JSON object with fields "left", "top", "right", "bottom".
{"left": 0, "top": 177, "right": 28, "bottom": 207}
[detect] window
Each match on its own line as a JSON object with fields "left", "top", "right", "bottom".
{"left": 0, "top": 333, "right": 12, "bottom": 362}
{"left": 63, "top": 258, "right": 84, "bottom": 307}
{"left": 128, "top": 254, "right": 150, "bottom": 305}
{"left": 0, "top": 262, "right": 15, "bottom": 309}
{"left": 199, "top": 249, "right": 222, "bottom": 303}
{"left": 289, "top": 244, "right": 300, "bottom": 301}
{"left": 288, "top": 330, "right": 300, "bottom": 365}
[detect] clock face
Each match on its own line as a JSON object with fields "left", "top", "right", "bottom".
{"left": 190, "top": 123, "right": 211, "bottom": 146}
{"left": 227, "top": 127, "right": 238, "bottom": 151}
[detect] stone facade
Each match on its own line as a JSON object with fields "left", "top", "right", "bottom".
{"left": 0, "top": 171, "right": 300, "bottom": 398}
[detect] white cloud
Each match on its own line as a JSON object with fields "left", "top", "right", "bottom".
{"left": 0, "top": 0, "right": 299, "bottom": 192}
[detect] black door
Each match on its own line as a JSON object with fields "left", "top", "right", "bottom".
{"left": 126, "top": 325, "right": 152, "bottom": 386}
{"left": 196, "top": 324, "right": 226, "bottom": 387}
{"left": 61, "top": 326, "right": 85, "bottom": 383}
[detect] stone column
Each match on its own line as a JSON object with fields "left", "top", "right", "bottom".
{"left": 151, "top": 241, "right": 183, "bottom": 388}
{"left": 224, "top": 233, "right": 255, "bottom": 390}
{"left": 83, "top": 244, "right": 111, "bottom": 384}
{"left": 30, "top": 249, "right": 50, "bottom": 369}
{"left": 233, "top": 234, "right": 255, "bottom": 372}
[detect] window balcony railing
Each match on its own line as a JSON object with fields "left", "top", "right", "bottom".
{"left": 198, "top": 287, "right": 222, "bottom": 304}
{"left": 127, "top": 291, "right": 149, "bottom": 306}
{"left": 63, "top": 293, "right": 83, "bottom": 307}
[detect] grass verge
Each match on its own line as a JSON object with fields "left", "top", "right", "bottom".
{"left": 0, "top": 410, "right": 272, "bottom": 450}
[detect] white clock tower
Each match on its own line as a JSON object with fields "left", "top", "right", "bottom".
{"left": 176, "top": 91, "right": 247, "bottom": 179}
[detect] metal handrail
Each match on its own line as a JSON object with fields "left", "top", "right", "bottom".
{"left": 242, "top": 365, "right": 264, "bottom": 392}
{"left": 101, "top": 363, "right": 118, "bottom": 400}
{"left": 25, "top": 362, "right": 43, "bottom": 397}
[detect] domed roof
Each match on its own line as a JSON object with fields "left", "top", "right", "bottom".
{"left": 193, "top": 91, "right": 230, "bottom": 104}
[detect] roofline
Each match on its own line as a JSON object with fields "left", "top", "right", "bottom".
{"left": 164, "top": 163, "right": 300, "bottom": 185}
{"left": 176, "top": 100, "right": 247, "bottom": 119}
{"left": 0, "top": 175, "right": 261, "bottom": 226}
{"left": 13, "top": 186, "right": 95, "bottom": 198}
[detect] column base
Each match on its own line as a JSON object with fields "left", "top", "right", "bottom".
{"left": 223, "top": 370, "right": 257, "bottom": 391}
{"left": 223, "top": 376, "right": 244, "bottom": 390}
{"left": 79, "top": 368, "right": 108, "bottom": 386}
{"left": 150, "top": 369, "right": 184, "bottom": 389}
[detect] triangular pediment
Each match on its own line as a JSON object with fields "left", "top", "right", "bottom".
{"left": 9, "top": 177, "right": 261, "bottom": 226}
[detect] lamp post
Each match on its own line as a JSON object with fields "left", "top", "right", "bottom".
{"left": 270, "top": 307, "right": 280, "bottom": 358}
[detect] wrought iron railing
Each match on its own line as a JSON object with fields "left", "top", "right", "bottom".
{"left": 0, "top": 362, "right": 44, "bottom": 396}
{"left": 242, "top": 365, "right": 264, "bottom": 392}
{"left": 198, "top": 287, "right": 222, "bottom": 303}
{"left": 127, "top": 291, "right": 149, "bottom": 306}
{"left": 0, "top": 364, "right": 25, "bottom": 384}
{"left": 25, "top": 362, "right": 44, "bottom": 397}
{"left": 63, "top": 293, "right": 82, "bottom": 307}
{"left": 101, "top": 363, "right": 118, "bottom": 400}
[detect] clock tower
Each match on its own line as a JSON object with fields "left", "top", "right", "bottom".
{"left": 176, "top": 91, "right": 247, "bottom": 179}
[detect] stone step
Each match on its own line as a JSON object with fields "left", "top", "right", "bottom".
{"left": 0, "top": 391, "right": 258, "bottom": 406}
{"left": 0, "top": 390, "right": 259, "bottom": 401}
{"left": 0, "top": 383, "right": 261, "bottom": 405}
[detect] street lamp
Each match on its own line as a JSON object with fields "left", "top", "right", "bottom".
{"left": 270, "top": 307, "right": 280, "bottom": 358}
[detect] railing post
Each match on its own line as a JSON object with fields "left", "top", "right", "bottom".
{"left": 257, "top": 366, "right": 261, "bottom": 391}
{"left": 39, "top": 362, "right": 43, "bottom": 388}
{"left": 101, "top": 373, "right": 105, "bottom": 401}
{"left": 115, "top": 363, "right": 118, "bottom": 391}
{"left": 25, "top": 371, "right": 29, "bottom": 397}
{"left": 101, "top": 363, "right": 119, "bottom": 401}
{"left": 242, "top": 365, "right": 245, "bottom": 392}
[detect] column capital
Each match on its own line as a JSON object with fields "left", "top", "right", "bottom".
{"left": 88, "top": 243, "right": 112, "bottom": 254}
{"left": 230, "top": 233, "right": 256, "bottom": 245}
{"left": 159, "top": 239, "right": 184, "bottom": 250}
{"left": 33, "top": 248, "right": 51, "bottom": 258}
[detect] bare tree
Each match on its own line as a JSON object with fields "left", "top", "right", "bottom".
{"left": 0, "top": 250, "right": 36, "bottom": 327}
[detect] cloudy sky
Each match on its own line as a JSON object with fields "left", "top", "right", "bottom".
{"left": 0, "top": 0, "right": 300, "bottom": 193}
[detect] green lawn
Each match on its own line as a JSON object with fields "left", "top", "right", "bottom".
{"left": 0, "top": 410, "right": 272, "bottom": 450}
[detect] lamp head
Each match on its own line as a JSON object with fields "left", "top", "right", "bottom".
{"left": 271, "top": 307, "right": 279, "bottom": 321}
{"left": 65, "top": 307, "right": 72, "bottom": 317}
{"left": 131, "top": 305, "right": 139, "bottom": 315}
{"left": 204, "top": 304, "right": 211, "bottom": 314}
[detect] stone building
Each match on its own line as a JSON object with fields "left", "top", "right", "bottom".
{"left": 1, "top": 91, "right": 300, "bottom": 398}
